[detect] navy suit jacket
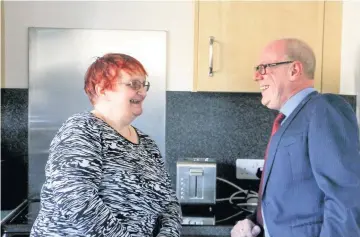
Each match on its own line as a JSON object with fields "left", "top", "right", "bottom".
{"left": 249, "top": 92, "right": 360, "bottom": 237}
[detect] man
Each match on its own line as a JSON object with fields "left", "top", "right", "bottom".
{"left": 231, "top": 38, "right": 360, "bottom": 237}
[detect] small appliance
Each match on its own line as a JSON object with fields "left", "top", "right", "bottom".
{"left": 176, "top": 158, "right": 217, "bottom": 225}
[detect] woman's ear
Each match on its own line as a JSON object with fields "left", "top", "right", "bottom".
{"left": 95, "top": 84, "right": 106, "bottom": 98}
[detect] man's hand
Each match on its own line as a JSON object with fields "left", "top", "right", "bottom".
{"left": 231, "top": 219, "right": 261, "bottom": 237}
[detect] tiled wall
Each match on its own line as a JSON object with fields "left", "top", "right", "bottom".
{"left": 1, "top": 89, "right": 357, "bottom": 208}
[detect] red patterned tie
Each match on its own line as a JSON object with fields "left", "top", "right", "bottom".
{"left": 256, "top": 112, "right": 285, "bottom": 226}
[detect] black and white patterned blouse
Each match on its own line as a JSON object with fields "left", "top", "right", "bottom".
{"left": 30, "top": 112, "right": 182, "bottom": 237}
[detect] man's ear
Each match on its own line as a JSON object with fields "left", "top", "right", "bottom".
{"left": 289, "top": 61, "right": 303, "bottom": 81}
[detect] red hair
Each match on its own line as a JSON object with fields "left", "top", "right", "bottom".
{"left": 84, "top": 53, "right": 147, "bottom": 104}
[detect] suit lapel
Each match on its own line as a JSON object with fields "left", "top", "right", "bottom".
{"left": 261, "top": 91, "right": 318, "bottom": 196}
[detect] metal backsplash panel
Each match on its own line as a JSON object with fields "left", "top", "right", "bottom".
{"left": 28, "top": 28, "right": 166, "bottom": 197}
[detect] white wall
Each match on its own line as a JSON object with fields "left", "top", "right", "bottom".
{"left": 340, "top": 1, "right": 360, "bottom": 95}
{"left": 4, "top": 1, "right": 194, "bottom": 91}
{"left": 340, "top": 1, "right": 360, "bottom": 122}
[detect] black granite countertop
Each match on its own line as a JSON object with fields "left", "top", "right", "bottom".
{"left": 182, "top": 225, "right": 232, "bottom": 236}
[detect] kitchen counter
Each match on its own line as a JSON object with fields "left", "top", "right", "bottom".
{"left": 182, "top": 225, "right": 232, "bottom": 236}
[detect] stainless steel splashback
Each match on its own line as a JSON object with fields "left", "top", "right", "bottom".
{"left": 28, "top": 28, "right": 167, "bottom": 197}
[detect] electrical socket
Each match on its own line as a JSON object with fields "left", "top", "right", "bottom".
{"left": 236, "top": 159, "right": 264, "bottom": 180}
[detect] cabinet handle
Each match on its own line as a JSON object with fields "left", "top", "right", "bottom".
{"left": 209, "top": 36, "right": 215, "bottom": 77}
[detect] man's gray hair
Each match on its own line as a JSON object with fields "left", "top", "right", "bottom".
{"left": 283, "top": 38, "right": 316, "bottom": 79}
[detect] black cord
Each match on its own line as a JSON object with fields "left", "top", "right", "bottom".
{"left": 256, "top": 167, "right": 262, "bottom": 179}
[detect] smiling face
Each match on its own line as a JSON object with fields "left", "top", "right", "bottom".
{"left": 84, "top": 53, "right": 149, "bottom": 124}
{"left": 105, "top": 71, "right": 148, "bottom": 120}
{"left": 254, "top": 41, "right": 295, "bottom": 110}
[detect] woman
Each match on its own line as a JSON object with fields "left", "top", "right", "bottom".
{"left": 30, "top": 53, "right": 182, "bottom": 237}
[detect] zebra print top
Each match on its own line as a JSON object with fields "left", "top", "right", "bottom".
{"left": 30, "top": 112, "right": 182, "bottom": 237}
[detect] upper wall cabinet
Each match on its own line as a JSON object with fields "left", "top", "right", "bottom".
{"left": 193, "top": 1, "right": 342, "bottom": 93}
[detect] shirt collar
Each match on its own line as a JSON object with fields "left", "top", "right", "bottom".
{"left": 280, "top": 87, "right": 316, "bottom": 118}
